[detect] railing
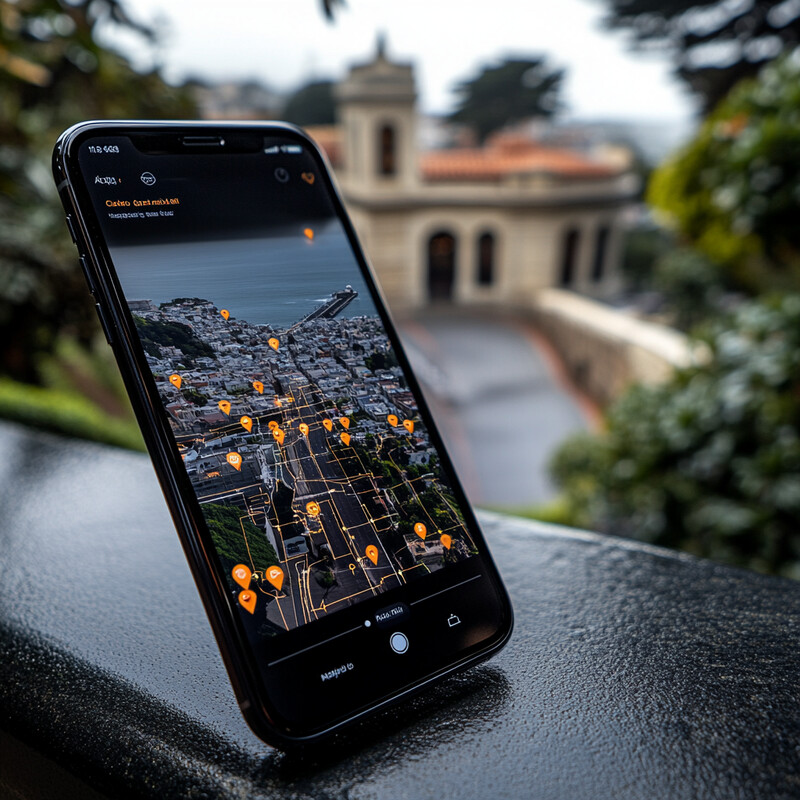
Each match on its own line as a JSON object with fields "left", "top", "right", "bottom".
{"left": 1, "top": 419, "right": 798, "bottom": 799}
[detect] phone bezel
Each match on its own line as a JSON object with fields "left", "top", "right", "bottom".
{"left": 53, "top": 120, "right": 513, "bottom": 746}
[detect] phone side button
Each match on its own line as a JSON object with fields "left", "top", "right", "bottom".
{"left": 79, "top": 256, "right": 97, "bottom": 294}
{"left": 94, "top": 303, "right": 113, "bottom": 345}
{"left": 65, "top": 214, "right": 78, "bottom": 243}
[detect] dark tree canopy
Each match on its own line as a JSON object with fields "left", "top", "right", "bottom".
{"left": 602, "top": 0, "right": 800, "bottom": 112}
{"left": 282, "top": 80, "right": 336, "bottom": 126}
{"left": 0, "top": 0, "right": 196, "bottom": 384}
{"left": 447, "top": 58, "right": 564, "bottom": 143}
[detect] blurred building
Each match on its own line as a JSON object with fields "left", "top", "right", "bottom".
{"left": 307, "top": 42, "right": 638, "bottom": 313}
{"left": 193, "top": 79, "right": 283, "bottom": 120}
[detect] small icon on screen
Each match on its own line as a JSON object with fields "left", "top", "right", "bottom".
{"left": 447, "top": 614, "right": 461, "bottom": 628}
{"left": 264, "top": 145, "right": 280, "bottom": 154}
{"left": 274, "top": 167, "right": 289, "bottom": 183}
{"left": 140, "top": 171, "right": 156, "bottom": 186}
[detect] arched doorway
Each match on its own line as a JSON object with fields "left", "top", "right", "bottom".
{"left": 428, "top": 232, "right": 456, "bottom": 301}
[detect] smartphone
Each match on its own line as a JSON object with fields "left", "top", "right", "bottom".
{"left": 52, "top": 121, "right": 513, "bottom": 747}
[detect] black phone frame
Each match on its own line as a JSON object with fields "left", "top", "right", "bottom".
{"left": 53, "top": 120, "right": 514, "bottom": 747}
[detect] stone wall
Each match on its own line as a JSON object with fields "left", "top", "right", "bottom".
{"left": 528, "top": 288, "right": 694, "bottom": 407}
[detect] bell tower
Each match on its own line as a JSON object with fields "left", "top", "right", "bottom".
{"left": 335, "top": 35, "right": 419, "bottom": 191}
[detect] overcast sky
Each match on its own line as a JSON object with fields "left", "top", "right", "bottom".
{"left": 109, "top": 0, "right": 696, "bottom": 123}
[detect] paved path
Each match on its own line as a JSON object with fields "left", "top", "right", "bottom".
{"left": 398, "top": 309, "right": 591, "bottom": 509}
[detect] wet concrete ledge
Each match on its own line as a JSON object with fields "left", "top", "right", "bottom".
{"left": 1, "top": 420, "right": 799, "bottom": 799}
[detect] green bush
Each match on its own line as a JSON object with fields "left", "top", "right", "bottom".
{"left": 653, "top": 248, "right": 727, "bottom": 331}
{"left": 0, "top": 0, "right": 196, "bottom": 443}
{"left": 0, "top": 377, "right": 144, "bottom": 451}
{"left": 202, "top": 503, "right": 279, "bottom": 577}
{"left": 649, "top": 53, "right": 800, "bottom": 293}
{"left": 619, "top": 225, "right": 673, "bottom": 292}
{"left": 551, "top": 294, "right": 800, "bottom": 577}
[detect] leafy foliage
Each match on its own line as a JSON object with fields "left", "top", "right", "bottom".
{"left": 0, "top": 0, "right": 196, "bottom": 387}
{"left": 133, "top": 316, "right": 214, "bottom": 363}
{"left": 648, "top": 53, "right": 800, "bottom": 292}
{"left": 0, "top": 334, "right": 142, "bottom": 448}
{"left": 551, "top": 295, "right": 800, "bottom": 577}
{"left": 181, "top": 388, "right": 208, "bottom": 407}
{"left": 0, "top": 374, "right": 144, "bottom": 449}
{"left": 653, "top": 248, "right": 727, "bottom": 330}
{"left": 448, "top": 58, "right": 563, "bottom": 143}
{"left": 601, "top": 0, "right": 800, "bottom": 111}
{"left": 364, "top": 348, "right": 398, "bottom": 372}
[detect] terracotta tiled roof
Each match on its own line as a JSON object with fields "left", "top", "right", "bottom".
{"left": 421, "top": 134, "right": 619, "bottom": 182}
{"left": 304, "top": 125, "right": 343, "bottom": 167}
{"left": 302, "top": 126, "right": 620, "bottom": 181}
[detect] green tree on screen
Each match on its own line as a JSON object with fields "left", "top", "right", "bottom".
{"left": 202, "top": 503, "right": 279, "bottom": 574}
{"left": 133, "top": 316, "right": 215, "bottom": 363}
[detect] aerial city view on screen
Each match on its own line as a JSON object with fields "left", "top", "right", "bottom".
{"left": 130, "top": 281, "right": 476, "bottom": 635}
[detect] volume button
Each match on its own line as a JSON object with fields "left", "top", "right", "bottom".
{"left": 94, "top": 303, "right": 113, "bottom": 345}
{"left": 65, "top": 214, "right": 78, "bottom": 243}
{"left": 79, "top": 255, "right": 96, "bottom": 294}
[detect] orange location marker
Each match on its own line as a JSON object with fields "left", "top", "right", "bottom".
{"left": 268, "top": 420, "right": 279, "bottom": 431}
{"left": 266, "top": 565, "right": 284, "bottom": 591}
{"left": 220, "top": 309, "right": 230, "bottom": 320}
{"left": 272, "top": 428, "right": 285, "bottom": 445}
{"left": 226, "top": 452, "right": 242, "bottom": 471}
{"left": 414, "top": 522, "right": 427, "bottom": 540}
{"left": 299, "top": 423, "right": 309, "bottom": 436}
{"left": 366, "top": 545, "right": 379, "bottom": 565}
{"left": 238, "top": 590, "right": 257, "bottom": 614}
{"left": 340, "top": 432, "right": 351, "bottom": 446}
{"left": 169, "top": 374, "right": 182, "bottom": 389}
{"left": 322, "top": 419, "right": 333, "bottom": 432}
{"left": 232, "top": 564, "right": 252, "bottom": 589}
{"left": 403, "top": 419, "right": 415, "bottom": 433}
{"left": 268, "top": 337, "right": 279, "bottom": 351}
{"left": 252, "top": 380, "right": 264, "bottom": 394}
{"left": 301, "top": 172, "right": 315, "bottom": 185}
{"left": 274, "top": 398, "right": 283, "bottom": 408}
{"left": 387, "top": 414, "right": 398, "bottom": 427}
{"left": 218, "top": 400, "right": 231, "bottom": 415}
{"left": 339, "top": 417, "right": 350, "bottom": 430}
{"left": 240, "top": 415, "right": 253, "bottom": 432}
{"left": 306, "top": 501, "right": 320, "bottom": 517}
{"left": 304, "top": 228, "right": 314, "bottom": 241}
{"left": 441, "top": 534, "right": 452, "bottom": 550}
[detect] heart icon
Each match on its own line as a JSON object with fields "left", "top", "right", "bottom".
{"left": 301, "top": 172, "right": 315, "bottom": 185}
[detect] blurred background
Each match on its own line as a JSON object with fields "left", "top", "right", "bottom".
{"left": 2, "top": 0, "right": 800, "bottom": 577}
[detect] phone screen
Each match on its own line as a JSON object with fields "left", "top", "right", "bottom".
{"left": 69, "top": 127, "right": 510, "bottom": 735}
